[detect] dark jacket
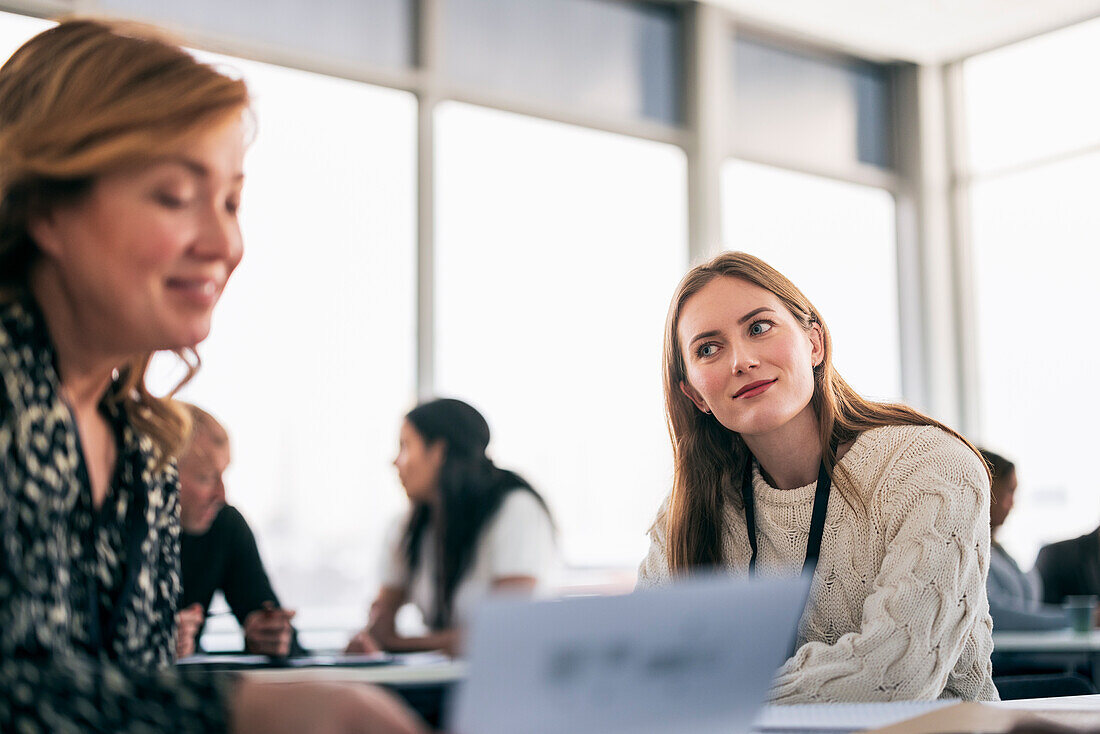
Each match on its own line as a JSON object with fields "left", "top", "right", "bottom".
{"left": 182, "top": 504, "right": 303, "bottom": 655}
{"left": 1034, "top": 528, "right": 1100, "bottom": 604}
{"left": 0, "top": 295, "right": 231, "bottom": 732}
{"left": 987, "top": 541, "right": 1068, "bottom": 631}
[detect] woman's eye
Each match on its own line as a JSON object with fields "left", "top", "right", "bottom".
{"left": 749, "top": 321, "right": 773, "bottom": 336}
{"left": 697, "top": 343, "right": 718, "bottom": 358}
{"left": 154, "top": 191, "right": 189, "bottom": 209}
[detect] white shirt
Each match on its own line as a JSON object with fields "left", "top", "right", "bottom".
{"left": 381, "top": 490, "right": 556, "bottom": 627}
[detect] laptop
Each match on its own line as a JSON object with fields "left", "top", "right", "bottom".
{"left": 449, "top": 572, "right": 812, "bottom": 734}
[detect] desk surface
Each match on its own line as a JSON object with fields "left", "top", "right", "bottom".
{"left": 243, "top": 659, "right": 466, "bottom": 686}
{"left": 181, "top": 655, "right": 1100, "bottom": 733}
{"left": 993, "top": 693, "right": 1100, "bottom": 709}
{"left": 179, "top": 651, "right": 465, "bottom": 686}
{"left": 993, "top": 629, "right": 1100, "bottom": 651}
{"left": 753, "top": 696, "right": 1100, "bottom": 734}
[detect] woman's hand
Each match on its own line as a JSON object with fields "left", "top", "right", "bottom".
{"left": 230, "top": 679, "right": 427, "bottom": 734}
{"left": 438, "top": 629, "right": 462, "bottom": 658}
{"left": 344, "top": 627, "right": 381, "bottom": 654}
{"left": 175, "top": 603, "right": 204, "bottom": 659}
{"left": 243, "top": 602, "right": 296, "bottom": 657}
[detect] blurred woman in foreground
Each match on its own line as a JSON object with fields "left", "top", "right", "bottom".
{"left": 0, "top": 19, "right": 422, "bottom": 733}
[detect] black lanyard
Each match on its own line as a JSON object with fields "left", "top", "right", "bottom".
{"left": 740, "top": 455, "right": 832, "bottom": 576}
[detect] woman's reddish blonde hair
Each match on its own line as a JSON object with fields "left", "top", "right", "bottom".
{"left": 0, "top": 18, "right": 251, "bottom": 464}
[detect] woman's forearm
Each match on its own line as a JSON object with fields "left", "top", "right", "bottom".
{"left": 373, "top": 627, "right": 459, "bottom": 655}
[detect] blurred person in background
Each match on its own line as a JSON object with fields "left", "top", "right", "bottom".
{"left": 0, "top": 19, "right": 423, "bottom": 734}
{"left": 1035, "top": 512, "right": 1100, "bottom": 607}
{"left": 175, "top": 403, "right": 302, "bottom": 658}
{"left": 980, "top": 449, "right": 1082, "bottom": 631}
{"left": 346, "top": 398, "right": 556, "bottom": 656}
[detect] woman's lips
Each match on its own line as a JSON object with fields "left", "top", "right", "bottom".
{"left": 166, "top": 277, "right": 219, "bottom": 307}
{"left": 734, "top": 378, "right": 777, "bottom": 399}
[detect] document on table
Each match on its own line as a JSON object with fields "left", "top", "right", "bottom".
{"left": 753, "top": 701, "right": 956, "bottom": 733}
{"left": 285, "top": 652, "right": 391, "bottom": 667}
{"left": 450, "top": 573, "right": 812, "bottom": 734}
{"left": 177, "top": 653, "right": 271, "bottom": 666}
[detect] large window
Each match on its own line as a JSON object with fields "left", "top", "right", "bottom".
{"left": 720, "top": 160, "right": 901, "bottom": 402}
{"left": 99, "top": 0, "right": 415, "bottom": 69}
{"left": 732, "top": 36, "right": 895, "bottom": 171}
{"left": 152, "top": 54, "right": 418, "bottom": 639}
{"left": 963, "top": 18, "right": 1100, "bottom": 566}
{"left": 962, "top": 17, "right": 1100, "bottom": 177}
{"left": 445, "top": 0, "right": 682, "bottom": 125}
{"left": 434, "top": 102, "right": 688, "bottom": 569}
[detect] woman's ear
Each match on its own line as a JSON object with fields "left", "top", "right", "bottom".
{"left": 26, "top": 211, "right": 64, "bottom": 260}
{"left": 809, "top": 322, "right": 825, "bottom": 368}
{"left": 679, "top": 380, "right": 711, "bottom": 414}
{"left": 427, "top": 439, "right": 446, "bottom": 470}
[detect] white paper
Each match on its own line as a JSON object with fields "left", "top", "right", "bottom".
{"left": 450, "top": 573, "right": 812, "bottom": 734}
{"left": 176, "top": 653, "right": 271, "bottom": 666}
{"left": 753, "top": 701, "right": 957, "bottom": 732}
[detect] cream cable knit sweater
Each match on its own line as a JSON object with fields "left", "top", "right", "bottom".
{"left": 638, "top": 425, "right": 998, "bottom": 703}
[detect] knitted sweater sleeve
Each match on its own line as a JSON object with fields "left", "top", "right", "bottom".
{"left": 636, "top": 497, "right": 672, "bottom": 589}
{"left": 770, "top": 428, "right": 994, "bottom": 703}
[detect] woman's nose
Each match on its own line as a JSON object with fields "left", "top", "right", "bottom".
{"left": 729, "top": 345, "right": 759, "bottom": 374}
{"left": 194, "top": 203, "right": 243, "bottom": 266}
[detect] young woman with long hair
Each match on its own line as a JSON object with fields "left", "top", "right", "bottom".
{"left": 0, "top": 19, "right": 422, "bottom": 733}
{"left": 638, "top": 251, "right": 997, "bottom": 703}
{"left": 346, "top": 398, "right": 556, "bottom": 655}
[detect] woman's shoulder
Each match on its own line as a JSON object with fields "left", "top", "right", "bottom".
{"left": 493, "top": 488, "right": 551, "bottom": 526}
{"left": 0, "top": 296, "right": 58, "bottom": 410}
{"left": 481, "top": 489, "right": 557, "bottom": 576}
{"left": 846, "top": 424, "right": 987, "bottom": 502}
{"left": 849, "top": 424, "right": 980, "bottom": 468}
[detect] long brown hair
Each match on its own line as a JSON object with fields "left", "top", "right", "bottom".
{"left": 0, "top": 19, "right": 250, "bottom": 464}
{"left": 662, "top": 251, "right": 984, "bottom": 573}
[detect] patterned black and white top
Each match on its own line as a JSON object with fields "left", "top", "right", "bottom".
{"left": 0, "top": 295, "right": 234, "bottom": 732}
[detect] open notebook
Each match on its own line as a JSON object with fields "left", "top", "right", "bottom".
{"left": 449, "top": 573, "right": 812, "bottom": 734}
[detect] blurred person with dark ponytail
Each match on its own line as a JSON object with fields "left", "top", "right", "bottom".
{"left": 346, "top": 398, "right": 556, "bottom": 655}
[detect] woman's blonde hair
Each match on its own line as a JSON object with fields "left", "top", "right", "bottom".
{"left": 662, "top": 251, "right": 984, "bottom": 573}
{"left": 180, "top": 402, "right": 229, "bottom": 449}
{"left": 0, "top": 18, "right": 250, "bottom": 464}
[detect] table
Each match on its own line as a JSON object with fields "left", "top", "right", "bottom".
{"left": 754, "top": 695, "right": 1100, "bottom": 734}
{"left": 180, "top": 652, "right": 463, "bottom": 728}
{"left": 993, "top": 630, "right": 1100, "bottom": 685}
{"left": 180, "top": 653, "right": 1100, "bottom": 733}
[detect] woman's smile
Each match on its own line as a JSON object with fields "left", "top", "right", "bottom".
{"left": 165, "top": 275, "right": 222, "bottom": 308}
{"left": 734, "top": 378, "right": 777, "bottom": 399}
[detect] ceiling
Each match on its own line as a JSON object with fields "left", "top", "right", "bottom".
{"left": 707, "top": 0, "right": 1100, "bottom": 63}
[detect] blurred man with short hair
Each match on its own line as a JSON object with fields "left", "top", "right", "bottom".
{"left": 175, "top": 404, "right": 300, "bottom": 658}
